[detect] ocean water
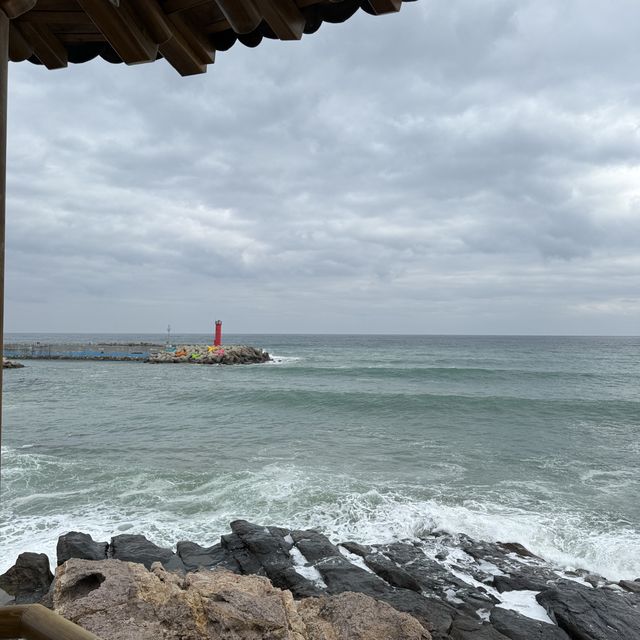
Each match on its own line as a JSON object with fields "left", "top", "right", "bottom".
{"left": 1, "top": 334, "right": 639, "bottom": 580}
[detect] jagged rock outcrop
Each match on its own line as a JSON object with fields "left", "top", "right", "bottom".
{"left": 53, "top": 559, "right": 430, "bottom": 640}
{"left": 5, "top": 522, "right": 640, "bottom": 640}
{"left": 148, "top": 344, "right": 270, "bottom": 365}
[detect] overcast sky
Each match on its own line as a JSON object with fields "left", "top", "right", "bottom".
{"left": 5, "top": 0, "right": 640, "bottom": 334}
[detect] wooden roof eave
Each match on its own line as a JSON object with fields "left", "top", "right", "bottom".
{"left": 3, "top": 0, "right": 407, "bottom": 76}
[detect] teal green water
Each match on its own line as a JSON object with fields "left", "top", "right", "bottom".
{"left": 2, "top": 334, "right": 639, "bottom": 578}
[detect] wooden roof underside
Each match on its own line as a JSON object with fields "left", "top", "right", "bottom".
{"left": 3, "top": 0, "right": 409, "bottom": 75}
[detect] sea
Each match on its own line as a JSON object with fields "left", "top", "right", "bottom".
{"left": 1, "top": 334, "right": 639, "bottom": 580}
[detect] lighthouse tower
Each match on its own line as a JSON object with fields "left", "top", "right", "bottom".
{"left": 214, "top": 320, "right": 222, "bottom": 346}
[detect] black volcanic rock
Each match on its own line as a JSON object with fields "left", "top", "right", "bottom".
{"left": 449, "top": 615, "right": 510, "bottom": 639}
{"left": 176, "top": 540, "right": 239, "bottom": 572}
{"left": 363, "top": 552, "right": 423, "bottom": 592}
{"left": 315, "top": 554, "right": 389, "bottom": 596}
{"left": 490, "top": 607, "right": 571, "bottom": 639}
{"left": 220, "top": 532, "right": 265, "bottom": 575}
{"left": 109, "top": 534, "right": 185, "bottom": 573}
{"left": 57, "top": 531, "right": 108, "bottom": 565}
{"left": 493, "top": 575, "right": 552, "bottom": 594}
{"left": 229, "top": 520, "right": 324, "bottom": 597}
{"left": 619, "top": 579, "right": 640, "bottom": 593}
{"left": 0, "top": 552, "right": 54, "bottom": 603}
{"left": 536, "top": 583, "right": 640, "bottom": 640}
{"left": 340, "top": 541, "right": 372, "bottom": 557}
{"left": 291, "top": 528, "right": 343, "bottom": 562}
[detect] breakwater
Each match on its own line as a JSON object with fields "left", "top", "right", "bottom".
{"left": 3, "top": 342, "right": 159, "bottom": 361}
{"left": 2, "top": 342, "right": 270, "bottom": 364}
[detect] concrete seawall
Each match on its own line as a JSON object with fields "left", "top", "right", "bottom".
{"left": 3, "top": 342, "right": 163, "bottom": 361}
{"left": 3, "top": 343, "right": 271, "bottom": 365}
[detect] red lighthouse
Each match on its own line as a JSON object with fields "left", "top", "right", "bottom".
{"left": 214, "top": 320, "right": 222, "bottom": 346}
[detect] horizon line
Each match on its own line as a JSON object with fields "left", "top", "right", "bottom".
{"left": 3, "top": 331, "right": 639, "bottom": 338}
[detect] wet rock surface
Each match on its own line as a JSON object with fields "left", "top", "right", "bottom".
{"left": 536, "top": 584, "right": 640, "bottom": 640}
{"left": 3, "top": 522, "right": 638, "bottom": 640}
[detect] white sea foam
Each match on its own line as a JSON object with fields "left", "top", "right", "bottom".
{"left": 338, "top": 546, "right": 374, "bottom": 573}
{"left": 476, "top": 609, "right": 491, "bottom": 622}
{"left": 288, "top": 545, "right": 327, "bottom": 587}
{"left": 444, "top": 588, "right": 464, "bottom": 604}
{"left": 477, "top": 560, "right": 506, "bottom": 576}
{"left": 2, "top": 453, "right": 640, "bottom": 582}
{"left": 496, "top": 590, "right": 553, "bottom": 624}
{"left": 265, "top": 354, "right": 302, "bottom": 365}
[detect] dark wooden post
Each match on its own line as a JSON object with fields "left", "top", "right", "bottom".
{"left": 0, "top": 9, "right": 8, "bottom": 490}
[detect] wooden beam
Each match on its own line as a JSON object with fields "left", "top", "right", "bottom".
{"left": 57, "top": 33, "right": 106, "bottom": 43}
{"left": 214, "top": 0, "right": 261, "bottom": 34}
{"left": 0, "top": 9, "right": 6, "bottom": 500}
{"left": 129, "top": 0, "right": 172, "bottom": 44}
{"left": 76, "top": 0, "right": 158, "bottom": 64}
{"left": 159, "top": 30, "right": 206, "bottom": 75}
{"left": 0, "top": 0, "right": 36, "bottom": 19}
{"left": 252, "top": 0, "right": 304, "bottom": 39}
{"left": 163, "top": 0, "right": 208, "bottom": 14}
{"left": 17, "top": 22, "right": 68, "bottom": 68}
{"left": 204, "top": 19, "right": 232, "bottom": 34}
{"left": 167, "top": 11, "right": 213, "bottom": 64}
{"left": 8, "top": 21, "right": 32, "bottom": 61}
{"left": 20, "top": 11, "right": 96, "bottom": 25}
{"left": 365, "top": 0, "right": 401, "bottom": 15}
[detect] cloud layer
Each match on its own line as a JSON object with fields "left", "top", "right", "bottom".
{"left": 6, "top": 1, "right": 640, "bottom": 334}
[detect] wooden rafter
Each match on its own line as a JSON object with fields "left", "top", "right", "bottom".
{"left": 76, "top": 0, "right": 158, "bottom": 64}
{"left": 129, "top": 0, "right": 172, "bottom": 44}
{"left": 0, "top": 0, "right": 36, "bottom": 20}
{"left": 16, "top": 21, "right": 67, "bottom": 67}
{"left": 253, "top": 0, "right": 304, "bottom": 40}
{"left": 366, "top": 0, "right": 401, "bottom": 15}
{"left": 214, "top": 0, "right": 261, "bottom": 35}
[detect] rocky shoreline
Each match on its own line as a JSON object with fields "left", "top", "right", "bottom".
{"left": 1, "top": 521, "right": 638, "bottom": 639}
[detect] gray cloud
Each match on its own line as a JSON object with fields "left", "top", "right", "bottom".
{"left": 5, "top": 1, "right": 640, "bottom": 334}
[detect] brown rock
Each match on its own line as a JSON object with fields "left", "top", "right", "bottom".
{"left": 54, "top": 560, "right": 307, "bottom": 640}
{"left": 54, "top": 559, "right": 198, "bottom": 640}
{"left": 185, "top": 569, "right": 306, "bottom": 639}
{"left": 298, "top": 591, "right": 431, "bottom": 640}
{"left": 52, "top": 560, "right": 430, "bottom": 640}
